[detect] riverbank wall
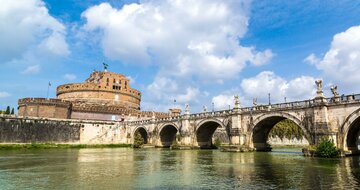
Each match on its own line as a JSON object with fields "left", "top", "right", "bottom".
{"left": 0, "top": 115, "right": 129, "bottom": 144}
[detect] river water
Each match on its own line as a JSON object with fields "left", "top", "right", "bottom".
{"left": 0, "top": 148, "right": 359, "bottom": 189}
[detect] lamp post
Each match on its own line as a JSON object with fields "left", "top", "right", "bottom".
{"left": 212, "top": 102, "right": 214, "bottom": 112}
{"left": 268, "top": 93, "right": 271, "bottom": 105}
{"left": 284, "top": 97, "right": 287, "bottom": 103}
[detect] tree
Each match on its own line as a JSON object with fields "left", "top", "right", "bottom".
{"left": 315, "top": 138, "right": 340, "bottom": 158}
{"left": 5, "top": 106, "right": 10, "bottom": 114}
{"left": 269, "top": 119, "right": 304, "bottom": 140}
{"left": 133, "top": 131, "right": 144, "bottom": 148}
{"left": 10, "top": 108, "right": 14, "bottom": 115}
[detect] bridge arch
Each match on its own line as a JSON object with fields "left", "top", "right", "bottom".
{"left": 196, "top": 118, "right": 226, "bottom": 149}
{"left": 251, "top": 112, "right": 312, "bottom": 151}
{"left": 133, "top": 126, "right": 149, "bottom": 144}
{"left": 158, "top": 123, "right": 179, "bottom": 147}
{"left": 340, "top": 108, "right": 360, "bottom": 153}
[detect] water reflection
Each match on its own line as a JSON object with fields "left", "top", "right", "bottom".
{"left": 0, "top": 149, "right": 359, "bottom": 189}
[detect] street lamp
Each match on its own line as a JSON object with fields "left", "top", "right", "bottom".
{"left": 212, "top": 102, "right": 214, "bottom": 112}
{"left": 268, "top": 93, "right": 271, "bottom": 105}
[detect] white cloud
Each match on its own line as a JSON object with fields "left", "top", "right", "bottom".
{"left": 252, "top": 49, "right": 274, "bottom": 66}
{"left": 82, "top": 1, "right": 272, "bottom": 81}
{"left": 126, "top": 76, "right": 136, "bottom": 84}
{"left": 21, "top": 65, "right": 40, "bottom": 75}
{"left": 308, "top": 25, "right": 360, "bottom": 92}
{"left": 175, "top": 87, "right": 200, "bottom": 103}
{"left": 212, "top": 94, "right": 233, "bottom": 110}
{"left": 304, "top": 53, "right": 319, "bottom": 65}
{"left": 0, "top": 0, "right": 69, "bottom": 63}
{"left": 146, "top": 76, "right": 200, "bottom": 110}
{"left": 240, "top": 71, "right": 315, "bottom": 104}
{"left": 0, "top": 92, "right": 11, "bottom": 98}
{"left": 147, "top": 76, "right": 178, "bottom": 100}
{"left": 63, "top": 74, "right": 77, "bottom": 81}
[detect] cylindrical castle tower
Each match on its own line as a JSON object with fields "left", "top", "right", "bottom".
{"left": 56, "top": 71, "right": 141, "bottom": 110}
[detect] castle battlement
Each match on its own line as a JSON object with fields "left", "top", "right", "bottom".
{"left": 18, "top": 98, "right": 72, "bottom": 108}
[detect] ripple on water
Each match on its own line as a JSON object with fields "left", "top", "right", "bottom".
{"left": 0, "top": 148, "right": 359, "bottom": 189}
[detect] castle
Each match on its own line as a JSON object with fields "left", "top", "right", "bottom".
{"left": 18, "top": 68, "right": 174, "bottom": 121}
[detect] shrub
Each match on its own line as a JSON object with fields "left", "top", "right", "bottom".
{"left": 133, "top": 132, "right": 144, "bottom": 148}
{"left": 171, "top": 140, "right": 180, "bottom": 150}
{"left": 214, "top": 137, "right": 221, "bottom": 148}
{"left": 315, "top": 138, "right": 340, "bottom": 158}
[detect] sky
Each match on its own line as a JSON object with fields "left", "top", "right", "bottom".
{"left": 1, "top": 0, "right": 360, "bottom": 113}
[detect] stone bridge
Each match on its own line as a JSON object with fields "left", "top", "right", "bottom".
{"left": 127, "top": 92, "right": 360, "bottom": 154}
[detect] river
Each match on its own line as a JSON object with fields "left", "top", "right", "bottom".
{"left": 0, "top": 148, "right": 359, "bottom": 189}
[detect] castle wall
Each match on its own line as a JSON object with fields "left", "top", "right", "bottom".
{"left": 18, "top": 98, "right": 71, "bottom": 119}
{"left": 0, "top": 117, "right": 80, "bottom": 143}
{"left": 57, "top": 88, "right": 140, "bottom": 110}
{"left": 0, "top": 115, "right": 130, "bottom": 144}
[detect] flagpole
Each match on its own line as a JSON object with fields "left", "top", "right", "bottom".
{"left": 47, "top": 82, "right": 51, "bottom": 99}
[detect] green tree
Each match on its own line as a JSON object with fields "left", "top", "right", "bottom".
{"left": 10, "top": 108, "right": 14, "bottom": 115}
{"left": 269, "top": 119, "right": 304, "bottom": 140}
{"left": 315, "top": 138, "right": 340, "bottom": 158}
{"left": 5, "top": 106, "right": 10, "bottom": 114}
{"left": 133, "top": 131, "right": 144, "bottom": 148}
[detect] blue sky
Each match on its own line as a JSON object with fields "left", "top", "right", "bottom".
{"left": 1, "top": 0, "right": 360, "bottom": 113}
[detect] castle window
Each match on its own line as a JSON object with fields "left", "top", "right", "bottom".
{"left": 113, "top": 79, "right": 116, "bottom": 83}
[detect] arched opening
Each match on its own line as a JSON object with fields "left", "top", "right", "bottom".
{"left": 252, "top": 116, "right": 310, "bottom": 151}
{"left": 196, "top": 120, "right": 226, "bottom": 149}
{"left": 134, "top": 127, "right": 148, "bottom": 144}
{"left": 345, "top": 117, "right": 360, "bottom": 153}
{"left": 159, "top": 125, "right": 178, "bottom": 148}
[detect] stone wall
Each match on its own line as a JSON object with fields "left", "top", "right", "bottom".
{"left": 268, "top": 137, "right": 309, "bottom": 146}
{"left": 18, "top": 98, "right": 71, "bottom": 119}
{"left": 0, "top": 115, "right": 130, "bottom": 144}
{"left": 0, "top": 117, "right": 80, "bottom": 143}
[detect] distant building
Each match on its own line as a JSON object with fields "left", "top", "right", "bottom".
{"left": 18, "top": 70, "right": 171, "bottom": 121}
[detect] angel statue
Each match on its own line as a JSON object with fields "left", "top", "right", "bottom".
{"left": 315, "top": 79, "right": 323, "bottom": 92}
{"left": 331, "top": 85, "right": 339, "bottom": 97}
{"left": 253, "top": 98, "right": 257, "bottom": 106}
